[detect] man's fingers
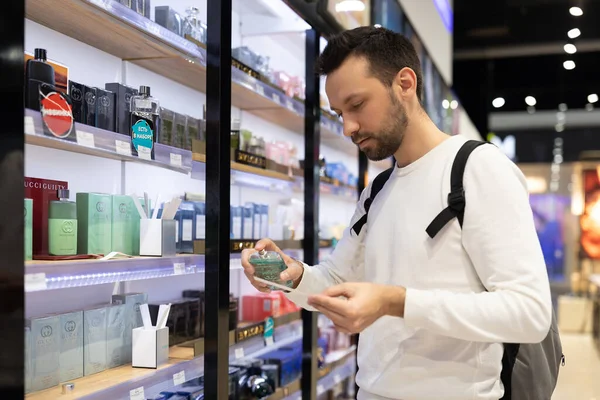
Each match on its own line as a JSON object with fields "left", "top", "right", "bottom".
{"left": 280, "top": 257, "right": 303, "bottom": 281}
{"left": 255, "top": 238, "right": 280, "bottom": 252}
{"left": 322, "top": 283, "right": 352, "bottom": 298}
{"left": 311, "top": 304, "right": 350, "bottom": 331}
{"left": 308, "top": 294, "right": 349, "bottom": 316}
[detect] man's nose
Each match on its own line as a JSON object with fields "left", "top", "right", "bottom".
{"left": 343, "top": 118, "right": 359, "bottom": 138}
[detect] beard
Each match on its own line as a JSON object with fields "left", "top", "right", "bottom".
{"left": 352, "top": 93, "right": 408, "bottom": 161}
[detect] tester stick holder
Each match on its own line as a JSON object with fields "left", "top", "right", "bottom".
{"left": 132, "top": 326, "right": 169, "bottom": 369}
{"left": 140, "top": 219, "right": 176, "bottom": 257}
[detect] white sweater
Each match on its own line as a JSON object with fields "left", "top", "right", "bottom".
{"left": 286, "top": 135, "right": 552, "bottom": 400}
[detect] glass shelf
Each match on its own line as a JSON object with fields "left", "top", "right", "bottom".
{"left": 25, "top": 0, "right": 353, "bottom": 154}
{"left": 25, "top": 109, "right": 193, "bottom": 174}
{"left": 25, "top": 254, "right": 205, "bottom": 292}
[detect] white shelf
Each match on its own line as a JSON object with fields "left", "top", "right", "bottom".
{"left": 25, "top": 0, "right": 354, "bottom": 155}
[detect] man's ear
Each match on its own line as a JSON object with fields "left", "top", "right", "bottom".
{"left": 393, "top": 67, "right": 418, "bottom": 101}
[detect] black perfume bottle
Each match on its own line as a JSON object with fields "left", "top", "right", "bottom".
{"left": 25, "top": 48, "right": 55, "bottom": 111}
{"left": 231, "top": 360, "right": 274, "bottom": 400}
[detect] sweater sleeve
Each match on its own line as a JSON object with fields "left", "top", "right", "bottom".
{"left": 285, "top": 183, "right": 372, "bottom": 310}
{"left": 403, "top": 145, "right": 552, "bottom": 343}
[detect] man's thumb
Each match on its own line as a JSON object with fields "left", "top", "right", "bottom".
{"left": 280, "top": 258, "right": 303, "bottom": 281}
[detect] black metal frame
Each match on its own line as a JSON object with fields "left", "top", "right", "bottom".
{"left": 0, "top": 0, "right": 25, "bottom": 394}
{"left": 204, "top": 0, "right": 232, "bottom": 398}
{"left": 302, "top": 28, "right": 322, "bottom": 399}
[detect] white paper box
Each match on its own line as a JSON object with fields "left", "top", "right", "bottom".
{"left": 140, "top": 219, "right": 176, "bottom": 257}
{"left": 132, "top": 327, "right": 169, "bottom": 369}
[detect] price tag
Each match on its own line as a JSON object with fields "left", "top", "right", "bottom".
{"left": 265, "top": 336, "right": 274, "bottom": 347}
{"left": 25, "top": 273, "right": 47, "bottom": 292}
{"left": 235, "top": 347, "right": 245, "bottom": 359}
{"left": 137, "top": 145, "right": 152, "bottom": 160}
{"left": 129, "top": 386, "right": 145, "bottom": 400}
{"left": 173, "top": 263, "right": 186, "bottom": 275}
{"left": 256, "top": 84, "right": 265, "bottom": 97}
{"left": 25, "top": 116, "right": 36, "bottom": 135}
{"left": 76, "top": 131, "right": 95, "bottom": 148}
{"left": 286, "top": 99, "right": 295, "bottom": 112}
{"left": 170, "top": 153, "right": 183, "bottom": 167}
{"left": 334, "top": 374, "right": 341, "bottom": 384}
{"left": 115, "top": 140, "right": 131, "bottom": 156}
{"left": 317, "top": 384, "right": 325, "bottom": 395}
{"left": 271, "top": 93, "right": 281, "bottom": 104}
{"left": 173, "top": 370, "right": 186, "bottom": 386}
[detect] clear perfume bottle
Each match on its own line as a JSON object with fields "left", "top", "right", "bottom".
{"left": 183, "top": 7, "right": 207, "bottom": 44}
{"left": 130, "top": 86, "right": 159, "bottom": 159}
{"left": 248, "top": 250, "right": 293, "bottom": 289}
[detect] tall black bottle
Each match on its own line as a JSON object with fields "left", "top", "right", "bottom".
{"left": 25, "top": 48, "right": 55, "bottom": 111}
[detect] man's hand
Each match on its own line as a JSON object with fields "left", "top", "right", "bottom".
{"left": 240, "top": 238, "right": 304, "bottom": 293}
{"left": 307, "top": 283, "right": 406, "bottom": 334}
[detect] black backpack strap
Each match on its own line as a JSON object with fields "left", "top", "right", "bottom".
{"left": 426, "top": 140, "right": 488, "bottom": 239}
{"left": 351, "top": 167, "right": 394, "bottom": 236}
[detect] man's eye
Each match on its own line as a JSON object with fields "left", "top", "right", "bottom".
{"left": 352, "top": 102, "right": 363, "bottom": 110}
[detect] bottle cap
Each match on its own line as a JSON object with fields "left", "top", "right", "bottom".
{"left": 139, "top": 86, "right": 151, "bottom": 96}
{"left": 34, "top": 48, "right": 47, "bottom": 61}
{"left": 61, "top": 383, "right": 75, "bottom": 394}
{"left": 57, "top": 189, "right": 70, "bottom": 199}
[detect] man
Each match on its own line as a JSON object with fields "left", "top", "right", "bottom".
{"left": 241, "top": 26, "right": 552, "bottom": 400}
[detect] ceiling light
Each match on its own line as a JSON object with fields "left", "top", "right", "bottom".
{"left": 555, "top": 123, "right": 565, "bottom": 132}
{"left": 588, "top": 93, "right": 599, "bottom": 103}
{"left": 563, "top": 60, "right": 576, "bottom": 70}
{"left": 450, "top": 100, "right": 458, "bottom": 110}
{"left": 492, "top": 97, "right": 505, "bottom": 108}
{"left": 335, "top": 0, "right": 365, "bottom": 12}
{"left": 442, "top": 99, "right": 449, "bottom": 109}
{"left": 568, "top": 28, "right": 581, "bottom": 39}
{"left": 564, "top": 43, "right": 577, "bottom": 54}
{"left": 569, "top": 6, "right": 583, "bottom": 16}
{"left": 558, "top": 103, "right": 568, "bottom": 112}
{"left": 374, "top": 24, "right": 382, "bottom": 28}
{"left": 525, "top": 96, "right": 536, "bottom": 106}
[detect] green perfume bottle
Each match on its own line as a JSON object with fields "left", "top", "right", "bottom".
{"left": 248, "top": 249, "right": 293, "bottom": 290}
{"left": 48, "top": 189, "right": 77, "bottom": 256}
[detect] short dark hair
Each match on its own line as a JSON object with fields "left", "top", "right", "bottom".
{"left": 317, "top": 26, "right": 423, "bottom": 101}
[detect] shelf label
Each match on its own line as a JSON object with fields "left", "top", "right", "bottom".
{"left": 76, "top": 131, "right": 95, "bottom": 148}
{"left": 235, "top": 347, "right": 245, "bottom": 359}
{"left": 286, "top": 99, "right": 295, "bottom": 112}
{"left": 173, "top": 263, "right": 186, "bottom": 275}
{"left": 271, "top": 93, "right": 281, "bottom": 104}
{"left": 173, "top": 370, "right": 186, "bottom": 386}
{"left": 170, "top": 153, "right": 183, "bottom": 167}
{"left": 129, "top": 386, "right": 145, "bottom": 400}
{"left": 256, "top": 84, "right": 265, "bottom": 97}
{"left": 25, "top": 116, "right": 35, "bottom": 135}
{"left": 334, "top": 374, "right": 342, "bottom": 384}
{"left": 137, "top": 145, "right": 152, "bottom": 160}
{"left": 115, "top": 140, "right": 131, "bottom": 156}
{"left": 317, "top": 384, "right": 325, "bottom": 395}
{"left": 25, "top": 273, "right": 47, "bottom": 292}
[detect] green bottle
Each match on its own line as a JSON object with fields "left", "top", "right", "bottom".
{"left": 48, "top": 189, "right": 77, "bottom": 256}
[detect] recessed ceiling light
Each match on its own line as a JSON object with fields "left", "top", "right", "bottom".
{"left": 563, "top": 60, "right": 576, "bottom": 70}
{"left": 525, "top": 96, "right": 536, "bottom": 106}
{"left": 442, "top": 99, "right": 449, "bottom": 109}
{"left": 450, "top": 100, "right": 458, "bottom": 110}
{"left": 564, "top": 43, "right": 577, "bottom": 54}
{"left": 569, "top": 6, "right": 583, "bottom": 16}
{"left": 492, "top": 97, "right": 505, "bottom": 108}
{"left": 335, "top": 0, "right": 365, "bottom": 12}
{"left": 588, "top": 93, "right": 599, "bottom": 103}
{"left": 568, "top": 28, "right": 581, "bottom": 39}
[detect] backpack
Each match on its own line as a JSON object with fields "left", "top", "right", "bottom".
{"left": 351, "top": 140, "right": 565, "bottom": 400}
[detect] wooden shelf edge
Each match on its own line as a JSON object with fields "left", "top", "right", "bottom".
{"left": 193, "top": 152, "right": 294, "bottom": 182}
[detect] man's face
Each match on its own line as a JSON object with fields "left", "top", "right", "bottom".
{"left": 325, "top": 56, "right": 408, "bottom": 161}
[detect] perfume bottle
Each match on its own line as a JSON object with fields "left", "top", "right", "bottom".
{"left": 248, "top": 250, "right": 293, "bottom": 289}
{"left": 48, "top": 189, "right": 77, "bottom": 256}
{"left": 183, "top": 7, "right": 207, "bottom": 44}
{"left": 233, "top": 360, "right": 273, "bottom": 400}
{"left": 130, "top": 86, "right": 159, "bottom": 159}
{"left": 25, "top": 48, "right": 55, "bottom": 111}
